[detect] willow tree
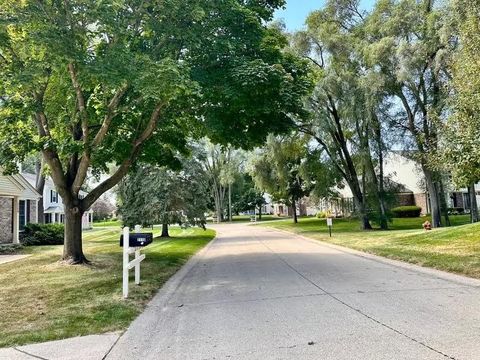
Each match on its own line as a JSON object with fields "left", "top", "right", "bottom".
{"left": 292, "top": 0, "right": 390, "bottom": 230}
{"left": 362, "top": 0, "right": 455, "bottom": 227}
{"left": 0, "top": 0, "right": 311, "bottom": 263}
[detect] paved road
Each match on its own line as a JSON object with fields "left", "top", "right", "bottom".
{"left": 107, "top": 223, "right": 480, "bottom": 360}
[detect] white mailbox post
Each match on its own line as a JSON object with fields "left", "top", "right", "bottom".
{"left": 122, "top": 226, "right": 146, "bottom": 299}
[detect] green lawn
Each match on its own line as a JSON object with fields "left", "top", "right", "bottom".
{"left": 261, "top": 215, "right": 480, "bottom": 279}
{"left": 0, "top": 226, "right": 215, "bottom": 348}
{"left": 93, "top": 219, "right": 122, "bottom": 228}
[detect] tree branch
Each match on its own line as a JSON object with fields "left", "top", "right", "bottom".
{"left": 71, "top": 83, "right": 129, "bottom": 195}
{"left": 82, "top": 103, "right": 165, "bottom": 209}
{"left": 68, "top": 63, "right": 89, "bottom": 143}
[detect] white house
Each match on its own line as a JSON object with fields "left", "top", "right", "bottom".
{"left": 0, "top": 168, "right": 41, "bottom": 244}
{"left": 22, "top": 173, "right": 93, "bottom": 230}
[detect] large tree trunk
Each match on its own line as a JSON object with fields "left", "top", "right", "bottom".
{"left": 258, "top": 206, "right": 262, "bottom": 221}
{"left": 63, "top": 206, "right": 87, "bottom": 264}
{"left": 212, "top": 182, "right": 225, "bottom": 223}
{"left": 292, "top": 198, "right": 298, "bottom": 224}
{"left": 469, "top": 183, "right": 479, "bottom": 223}
{"left": 424, "top": 168, "right": 442, "bottom": 228}
{"left": 355, "top": 197, "right": 372, "bottom": 230}
{"left": 161, "top": 222, "right": 170, "bottom": 238}
{"left": 35, "top": 159, "right": 45, "bottom": 224}
{"left": 348, "top": 179, "right": 372, "bottom": 230}
{"left": 372, "top": 115, "right": 388, "bottom": 230}
{"left": 439, "top": 179, "right": 451, "bottom": 227}
{"left": 228, "top": 184, "right": 232, "bottom": 222}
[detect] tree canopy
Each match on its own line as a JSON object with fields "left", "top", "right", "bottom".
{"left": 0, "top": 0, "right": 311, "bottom": 263}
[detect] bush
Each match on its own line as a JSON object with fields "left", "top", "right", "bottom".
{"left": 448, "top": 207, "right": 465, "bottom": 215}
{"left": 21, "top": 223, "right": 64, "bottom": 246}
{"left": 0, "top": 243, "right": 23, "bottom": 254}
{"left": 391, "top": 206, "right": 422, "bottom": 218}
{"left": 316, "top": 211, "right": 331, "bottom": 219}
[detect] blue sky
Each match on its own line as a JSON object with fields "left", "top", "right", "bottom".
{"left": 274, "top": 0, "right": 377, "bottom": 31}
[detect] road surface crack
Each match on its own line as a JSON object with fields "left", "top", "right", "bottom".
{"left": 255, "top": 233, "right": 458, "bottom": 360}
{"left": 13, "top": 348, "right": 49, "bottom": 360}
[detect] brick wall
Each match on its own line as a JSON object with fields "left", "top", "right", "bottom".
{"left": 395, "top": 193, "right": 415, "bottom": 207}
{"left": 29, "top": 200, "right": 38, "bottom": 224}
{"left": 0, "top": 197, "right": 13, "bottom": 243}
{"left": 414, "top": 193, "right": 429, "bottom": 215}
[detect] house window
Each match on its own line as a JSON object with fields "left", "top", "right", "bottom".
{"left": 50, "top": 190, "right": 58, "bottom": 203}
{"left": 19, "top": 200, "right": 28, "bottom": 230}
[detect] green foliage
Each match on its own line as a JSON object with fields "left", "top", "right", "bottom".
{"left": 235, "top": 187, "right": 266, "bottom": 213}
{"left": 442, "top": 0, "right": 480, "bottom": 187}
{"left": 249, "top": 134, "right": 313, "bottom": 206}
{"left": 0, "top": 0, "right": 311, "bottom": 259}
{"left": 316, "top": 211, "right": 331, "bottom": 219}
{"left": 0, "top": 244, "right": 23, "bottom": 255}
{"left": 391, "top": 206, "right": 422, "bottom": 218}
{"left": 21, "top": 223, "right": 64, "bottom": 246}
{"left": 448, "top": 207, "right": 465, "bottom": 215}
{"left": 118, "top": 157, "right": 209, "bottom": 229}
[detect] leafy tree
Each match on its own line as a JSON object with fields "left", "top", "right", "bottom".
{"left": 292, "top": 1, "right": 390, "bottom": 229}
{"left": 234, "top": 184, "right": 267, "bottom": 219}
{"left": 117, "top": 158, "right": 209, "bottom": 237}
{"left": 200, "top": 141, "right": 245, "bottom": 222}
{"left": 442, "top": 0, "right": 480, "bottom": 223}
{"left": 92, "top": 196, "right": 116, "bottom": 222}
{"left": 361, "top": 0, "right": 455, "bottom": 227}
{"left": 250, "top": 134, "right": 324, "bottom": 223}
{"left": 0, "top": 0, "right": 311, "bottom": 263}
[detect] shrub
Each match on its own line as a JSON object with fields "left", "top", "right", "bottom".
{"left": 448, "top": 207, "right": 465, "bottom": 215}
{"left": 316, "top": 210, "right": 331, "bottom": 219}
{"left": 0, "top": 244, "right": 23, "bottom": 255}
{"left": 391, "top": 206, "right": 422, "bottom": 218}
{"left": 21, "top": 223, "right": 64, "bottom": 246}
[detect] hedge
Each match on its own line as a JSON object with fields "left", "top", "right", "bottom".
{"left": 391, "top": 206, "right": 422, "bottom": 218}
{"left": 21, "top": 223, "right": 64, "bottom": 246}
{"left": 448, "top": 207, "right": 465, "bottom": 215}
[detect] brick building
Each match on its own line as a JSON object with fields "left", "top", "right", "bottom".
{"left": 0, "top": 169, "right": 41, "bottom": 244}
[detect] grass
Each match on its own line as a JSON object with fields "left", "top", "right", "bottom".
{"left": 93, "top": 219, "right": 122, "bottom": 228}
{"left": 0, "top": 226, "right": 215, "bottom": 348}
{"left": 261, "top": 215, "right": 480, "bottom": 279}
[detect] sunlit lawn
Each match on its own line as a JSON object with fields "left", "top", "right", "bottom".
{"left": 261, "top": 215, "right": 480, "bottom": 279}
{"left": 93, "top": 219, "right": 122, "bottom": 228}
{"left": 0, "top": 226, "right": 215, "bottom": 348}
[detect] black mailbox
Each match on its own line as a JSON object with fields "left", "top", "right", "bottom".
{"left": 120, "top": 233, "right": 153, "bottom": 248}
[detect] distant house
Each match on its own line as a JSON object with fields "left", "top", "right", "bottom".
{"left": 0, "top": 168, "right": 41, "bottom": 244}
{"left": 305, "top": 153, "right": 430, "bottom": 217}
{"left": 450, "top": 184, "right": 480, "bottom": 211}
{"left": 22, "top": 173, "right": 93, "bottom": 230}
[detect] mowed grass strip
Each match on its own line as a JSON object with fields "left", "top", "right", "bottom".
{"left": 261, "top": 215, "right": 480, "bottom": 279}
{"left": 0, "top": 226, "right": 215, "bottom": 348}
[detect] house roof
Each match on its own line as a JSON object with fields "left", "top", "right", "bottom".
{"left": 22, "top": 172, "right": 88, "bottom": 197}
{"left": 0, "top": 167, "right": 41, "bottom": 199}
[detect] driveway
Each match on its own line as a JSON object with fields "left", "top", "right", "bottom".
{"left": 107, "top": 223, "right": 480, "bottom": 360}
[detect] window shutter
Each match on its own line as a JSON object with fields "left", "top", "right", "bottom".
{"left": 26, "top": 200, "right": 31, "bottom": 223}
